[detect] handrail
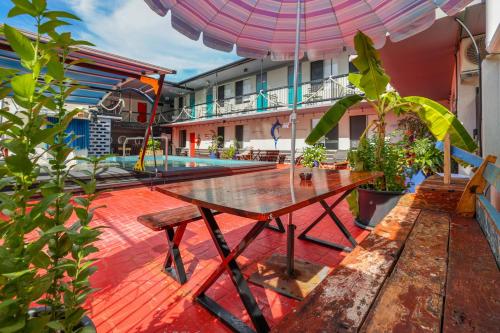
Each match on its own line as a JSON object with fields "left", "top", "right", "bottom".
{"left": 435, "top": 141, "right": 483, "bottom": 168}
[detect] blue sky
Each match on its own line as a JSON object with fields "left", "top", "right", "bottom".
{"left": 0, "top": 0, "right": 240, "bottom": 81}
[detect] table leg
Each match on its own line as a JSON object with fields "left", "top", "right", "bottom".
{"left": 195, "top": 207, "right": 270, "bottom": 333}
{"left": 298, "top": 190, "right": 358, "bottom": 252}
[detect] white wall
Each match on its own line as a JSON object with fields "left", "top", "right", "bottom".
{"left": 169, "top": 105, "right": 404, "bottom": 153}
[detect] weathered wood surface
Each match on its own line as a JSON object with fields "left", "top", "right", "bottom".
{"left": 443, "top": 215, "right": 500, "bottom": 333}
{"left": 361, "top": 209, "right": 450, "bottom": 333}
{"left": 457, "top": 155, "right": 497, "bottom": 217}
{"left": 137, "top": 205, "right": 207, "bottom": 230}
{"left": 156, "top": 168, "right": 382, "bottom": 220}
{"left": 476, "top": 195, "right": 500, "bottom": 265}
{"left": 398, "top": 175, "right": 468, "bottom": 213}
{"left": 271, "top": 206, "right": 421, "bottom": 333}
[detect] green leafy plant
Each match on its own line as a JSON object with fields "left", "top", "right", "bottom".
{"left": 146, "top": 138, "right": 160, "bottom": 151}
{"left": 348, "top": 136, "right": 407, "bottom": 191}
{"left": 408, "top": 137, "right": 444, "bottom": 176}
{"left": 306, "top": 31, "right": 476, "bottom": 191}
{"left": 0, "top": 1, "right": 104, "bottom": 332}
{"left": 301, "top": 144, "right": 326, "bottom": 168}
{"left": 208, "top": 135, "right": 222, "bottom": 154}
{"left": 221, "top": 140, "right": 238, "bottom": 159}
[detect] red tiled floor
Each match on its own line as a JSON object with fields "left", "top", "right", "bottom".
{"left": 86, "top": 186, "right": 369, "bottom": 332}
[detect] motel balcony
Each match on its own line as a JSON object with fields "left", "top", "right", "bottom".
{"left": 155, "top": 74, "right": 361, "bottom": 124}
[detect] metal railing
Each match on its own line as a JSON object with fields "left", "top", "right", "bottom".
{"left": 156, "top": 74, "right": 361, "bottom": 124}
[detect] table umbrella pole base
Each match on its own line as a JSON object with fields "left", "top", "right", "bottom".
{"left": 248, "top": 253, "right": 329, "bottom": 300}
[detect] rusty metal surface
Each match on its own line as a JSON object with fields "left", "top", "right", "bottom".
{"left": 442, "top": 215, "right": 500, "bottom": 333}
{"left": 248, "top": 254, "right": 330, "bottom": 300}
{"left": 361, "top": 209, "right": 450, "bottom": 333}
{"left": 271, "top": 206, "right": 421, "bottom": 333}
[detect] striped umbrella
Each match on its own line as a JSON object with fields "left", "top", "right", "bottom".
{"left": 144, "top": 0, "right": 472, "bottom": 274}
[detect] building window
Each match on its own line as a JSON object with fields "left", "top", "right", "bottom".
{"left": 178, "top": 96, "right": 184, "bottom": 110}
{"left": 217, "top": 85, "right": 225, "bottom": 107}
{"left": 350, "top": 115, "right": 367, "bottom": 148}
{"left": 217, "top": 126, "right": 225, "bottom": 148}
{"left": 325, "top": 125, "right": 339, "bottom": 150}
{"left": 235, "top": 80, "right": 243, "bottom": 104}
{"left": 310, "top": 60, "right": 324, "bottom": 91}
{"left": 137, "top": 102, "right": 147, "bottom": 123}
{"left": 179, "top": 129, "right": 187, "bottom": 148}
{"left": 235, "top": 125, "right": 244, "bottom": 149}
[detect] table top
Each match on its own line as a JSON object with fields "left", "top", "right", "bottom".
{"left": 156, "top": 168, "right": 383, "bottom": 221}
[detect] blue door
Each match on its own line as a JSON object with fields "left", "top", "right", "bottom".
{"left": 288, "top": 65, "right": 302, "bottom": 107}
{"left": 256, "top": 72, "right": 268, "bottom": 112}
{"left": 206, "top": 89, "right": 213, "bottom": 118}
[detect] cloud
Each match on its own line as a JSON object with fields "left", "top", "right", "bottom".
{"left": 65, "top": 0, "right": 240, "bottom": 81}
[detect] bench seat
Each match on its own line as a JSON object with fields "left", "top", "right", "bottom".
{"left": 138, "top": 205, "right": 214, "bottom": 231}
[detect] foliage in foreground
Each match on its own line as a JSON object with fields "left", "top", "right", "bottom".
{"left": 0, "top": 1, "right": 104, "bottom": 332}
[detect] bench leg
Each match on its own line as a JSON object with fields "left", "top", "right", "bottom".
{"left": 264, "top": 217, "right": 285, "bottom": 233}
{"left": 298, "top": 190, "right": 358, "bottom": 253}
{"left": 163, "top": 224, "right": 188, "bottom": 284}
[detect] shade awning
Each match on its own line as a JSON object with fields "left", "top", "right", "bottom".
{"left": 0, "top": 26, "right": 175, "bottom": 105}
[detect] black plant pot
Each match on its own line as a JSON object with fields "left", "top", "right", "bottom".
{"left": 355, "top": 188, "right": 403, "bottom": 230}
{"left": 28, "top": 307, "right": 96, "bottom": 332}
{"left": 299, "top": 172, "right": 312, "bottom": 181}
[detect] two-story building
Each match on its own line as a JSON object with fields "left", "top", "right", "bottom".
{"left": 158, "top": 54, "right": 401, "bottom": 158}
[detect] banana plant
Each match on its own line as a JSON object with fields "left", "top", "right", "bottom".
{"left": 306, "top": 31, "right": 476, "bottom": 190}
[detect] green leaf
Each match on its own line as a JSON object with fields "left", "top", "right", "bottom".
{"left": 403, "top": 96, "right": 477, "bottom": 152}
{"left": 0, "top": 109, "right": 23, "bottom": 126}
{"left": 4, "top": 154, "right": 32, "bottom": 174}
{"left": 3, "top": 24, "right": 35, "bottom": 62}
{"left": 46, "top": 321, "right": 65, "bottom": 331}
{"left": 32, "top": 0, "right": 47, "bottom": 13}
{"left": 39, "top": 20, "right": 69, "bottom": 34}
{"left": 352, "top": 31, "right": 390, "bottom": 100}
{"left": 11, "top": 0, "right": 39, "bottom": 16}
{"left": 306, "top": 95, "right": 363, "bottom": 144}
{"left": 11, "top": 73, "right": 36, "bottom": 99}
{"left": 2, "top": 268, "right": 33, "bottom": 279}
{"left": 44, "top": 11, "right": 81, "bottom": 21}
{"left": 0, "top": 318, "right": 25, "bottom": 333}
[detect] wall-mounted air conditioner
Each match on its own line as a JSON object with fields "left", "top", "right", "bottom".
{"left": 460, "top": 34, "right": 486, "bottom": 80}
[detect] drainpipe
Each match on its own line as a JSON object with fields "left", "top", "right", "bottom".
{"left": 455, "top": 17, "right": 482, "bottom": 156}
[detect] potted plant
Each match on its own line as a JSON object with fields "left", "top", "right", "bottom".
{"left": 307, "top": 31, "right": 476, "bottom": 228}
{"left": 145, "top": 138, "right": 162, "bottom": 156}
{"left": 300, "top": 144, "right": 326, "bottom": 180}
{"left": 405, "top": 137, "right": 444, "bottom": 192}
{"left": 208, "top": 135, "right": 222, "bottom": 159}
{"left": 221, "top": 140, "right": 238, "bottom": 160}
{"left": 0, "top": 2, "right": 104, "bottom": 331}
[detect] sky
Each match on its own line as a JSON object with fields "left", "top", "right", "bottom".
{"left": 0, "top": 0, "right": 241, "bottom": 82}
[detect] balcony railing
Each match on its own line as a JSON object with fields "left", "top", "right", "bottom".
{"left": 155, "top": 74, "right": 361, "bottom": 124}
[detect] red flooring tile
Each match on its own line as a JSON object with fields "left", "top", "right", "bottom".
{"left": 85, "top": 186, "right": 369, "bottom": 332}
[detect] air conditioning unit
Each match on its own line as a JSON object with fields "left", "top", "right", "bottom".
{"left": 460, "top": 34, "right": 486, "bottom": 80}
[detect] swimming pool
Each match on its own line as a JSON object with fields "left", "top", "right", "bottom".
{"left": 105, "top": 155, "right": 261, "bottom": 173}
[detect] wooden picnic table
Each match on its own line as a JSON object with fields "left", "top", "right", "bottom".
{"left": 156, "top": 168, "right": 382, "bottom": 333}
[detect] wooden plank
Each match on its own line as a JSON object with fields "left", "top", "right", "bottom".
{"left": 271, "top": 206, "right": 421, "bottom": 333}
{"left": 361, "top": 210, "right": 450, "bottom": 333}
{"left": 476, "top": 195, "right": 500, "bottom": 266}
{"left": 457, "top": 155, "right": 497, "bottom": 217}
{"left": 137, "top": 205, "right": 204, "bottom": 230}
{"left": 435, "top": 141, "right": 483, "bottom": 168}
{"left": 442, "top": 215, "right": 500, "bottom": 333}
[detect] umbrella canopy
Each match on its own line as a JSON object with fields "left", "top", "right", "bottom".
{"left": 145, "top": 0, "right": 471, "bottom": 61}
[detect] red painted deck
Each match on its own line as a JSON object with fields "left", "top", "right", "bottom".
{"left": 87, "top": 186, "right": 368, "bottom": 332}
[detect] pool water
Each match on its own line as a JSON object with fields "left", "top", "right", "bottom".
{"left": 104, "top": 155, "right": 259, "bottom": 172}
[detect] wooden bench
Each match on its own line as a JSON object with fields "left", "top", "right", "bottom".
{"left": 273, "top": 142, "right": 500, "bottom": 332}
{"left": 138, "top": 206, "right": 285, "bottom": 285}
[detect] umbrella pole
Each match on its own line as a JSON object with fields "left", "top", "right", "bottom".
{"left": 286, "top": 0, "right": 302, "bottom": 277}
